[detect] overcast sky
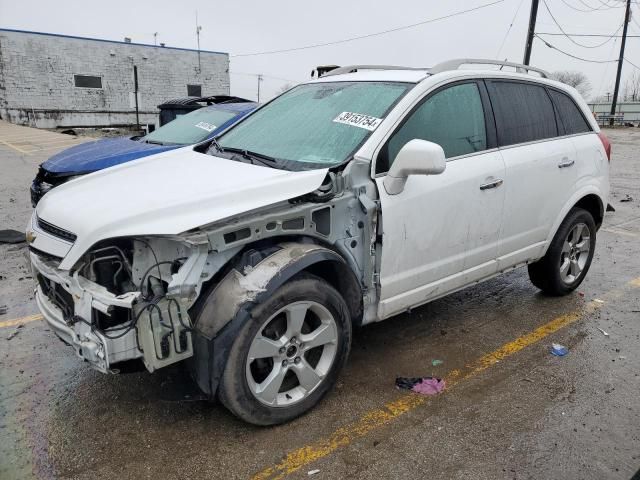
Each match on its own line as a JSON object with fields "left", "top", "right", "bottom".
{"left": 1, "top": 0, "right": 638, "bottom": 102}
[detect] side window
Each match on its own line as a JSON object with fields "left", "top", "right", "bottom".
{"left": 488, "top": 81, "right": 557, "bottom": 147}
{"left": 377, "top": 83, "right": 487, "bottom": 173}
{"left": 549, "top": 90, "right": 591, "bottom": 135}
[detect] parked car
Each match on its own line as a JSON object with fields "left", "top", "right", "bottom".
{"left": 27, "top": 59, "right": 610, "bottom": 425}
{"left": 30, "top": 101, "right": 257, "bottom": 205}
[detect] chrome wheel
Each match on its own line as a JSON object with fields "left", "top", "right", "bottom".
{"left": 246, "top": 301, "right": 338, "bottom": 407}
{"left": 559, "top": 222, "right": 590, "bottom": 284}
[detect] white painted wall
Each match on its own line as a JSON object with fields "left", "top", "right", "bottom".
{"left": 0, "top": 29, "right": 230, "bottom": 129}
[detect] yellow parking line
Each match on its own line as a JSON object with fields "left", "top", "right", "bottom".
{"left": 23, "top": 143, "right": 85, "bottom": 154}
{"left": 0, "top": 313, "right": 43, "bottom": 329}
{"left": 252, "top": 277, "right": 640, "bottom": 480}
{"left": 0, "top": 140, "right": 32, "bottom": 154}
{"left": 18, "top": 137, "right": 85, "bottom": 147}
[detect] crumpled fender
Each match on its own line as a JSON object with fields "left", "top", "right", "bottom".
{"left": 190, "top": 242, "right": 349, "bottom": 396}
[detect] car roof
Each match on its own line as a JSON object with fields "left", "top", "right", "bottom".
{"left": 304, "top": 59, "right": 572, "bottom": 93}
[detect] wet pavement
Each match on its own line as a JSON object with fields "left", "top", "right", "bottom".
{"left": 1, "top": 121, "right": 639, "bottom": 479}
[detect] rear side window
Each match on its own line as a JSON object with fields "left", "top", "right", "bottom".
{"left": 488, "top": 81, "right": 557, "bottom": 147}
{"left": 549, "top": 90, "right": 591, "bottom": 135}
{"left": 377, "top": 82, "right": 487, "bottom": 173}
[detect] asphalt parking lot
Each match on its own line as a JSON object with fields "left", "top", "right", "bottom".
{"left": 1, "top": 121, "right": 639, "bottom": 480}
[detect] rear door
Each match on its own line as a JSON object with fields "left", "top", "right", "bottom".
{"left": 375, "top": 81, "right": 506, "bottom": 319}
{"left": 547, "top": 88, "right": 605, "bottom": 193}
{"left": 486, "top": 80, "right": 578, "bottom": 269}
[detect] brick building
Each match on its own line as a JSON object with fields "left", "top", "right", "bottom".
{"left": 0, "top": 28, "right": 230, "bottom": 129}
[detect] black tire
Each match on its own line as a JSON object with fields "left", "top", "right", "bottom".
{"left": 528, "top": 207, "right": 596, "bottom": 296}
{"left": 218, "top": 274, "right": 352, "bottom": 426}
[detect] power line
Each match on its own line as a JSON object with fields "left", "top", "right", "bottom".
{"left": 534, "top": 34, "right": 619, "bottom": 62}
{"left": 231, "top": 0, "right": 506, "bottom": 57}
{"left": 558, "top": 0, "right": 603, "bottom": 12}
{"left": 542, "top": 0, "right": 625, "bottom": 48}
{"left": 230, "top": 71, "right": 301, "bottom": 83}
{"left": 496, "top": 0, "right": 527, "bottom": 58}
{"left": 537, "top": 24, "right": 624, "bottom": 47}
{"left": 536, "top": 31, "right": 640, "bottom": 37}
{"left": 625, "top": 56, "right": 640, "bottom": 70}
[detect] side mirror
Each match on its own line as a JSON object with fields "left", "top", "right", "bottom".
{"left": 382, "top": 139, "right": 446, "bottom": 195}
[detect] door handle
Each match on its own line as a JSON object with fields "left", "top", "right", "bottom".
{"left": 479, "top": 179, "right": 504, "bottom": 190}
{"left": 558, "top": 159, "right": 575, "bottom": 168}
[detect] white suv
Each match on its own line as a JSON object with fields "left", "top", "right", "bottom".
{"left": 27, "top": 59, "right": 610, "bottom": 425}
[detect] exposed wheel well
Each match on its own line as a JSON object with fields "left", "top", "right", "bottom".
{"left": 303, "top": 260, "right": 364, "bottom": 326}
{"left": 574, "top": 194, "right": 604, "bottom": 229}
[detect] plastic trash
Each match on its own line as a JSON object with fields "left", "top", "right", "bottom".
{"left": 431, "top": 359, "right": 444, "bottom": 366}
{"left": 551, "top": 343, "right": 568, "bottom": 356}
{"left": 308, "top": 469, "right": 320, "bottom": 476}
{"left": 396, "top": 377, "right": 446, "bottom": 395}
{"left": 597, "top": 327, "right": 610, "bottom": 337}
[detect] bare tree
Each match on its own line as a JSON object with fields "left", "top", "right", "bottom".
{"left": 551, "top": 71, "right": 592, "bottom": 99}
{"left": 623, "top": 71, "right": 640, "bottom": 102}
{"left": 276, "top": 83, "right": 294, "bottom": 95}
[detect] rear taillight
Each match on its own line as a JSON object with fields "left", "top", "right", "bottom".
{"left": 598, "top": 132, "right": 611, "bottom": 162}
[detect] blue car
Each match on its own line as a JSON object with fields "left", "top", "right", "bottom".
{"left": 31, "top": 102, "right": 257, "bottom": 206}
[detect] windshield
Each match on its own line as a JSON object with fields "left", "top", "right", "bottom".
{"left": 217, "top": 81, "right": 411, "bottom": 167}
{"left": 144, "top": 107, "right": 238, "bottom": 145}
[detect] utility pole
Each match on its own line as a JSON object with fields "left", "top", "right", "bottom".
{"left": 153, "top": 32, "right": 158, "bottom": 45}
{"left": 257, "top": 74, "right": 263, "bottom": 102}
{"left": 610, "top": 0, "right": 632, "bottom": 125}
{"left": 523, "top": 0, "right": 540, "bottom": 65}
{"left": 133, "top": 65, "right": 140, "bottom": 131}
{"left": 195, "top": 12, "right": 202, "bottom": 73}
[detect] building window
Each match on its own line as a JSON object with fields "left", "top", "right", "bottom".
{"left": 74, "top": 75, "right": 103, "bottom": 89}
{"left": 187, "top": 84, "right": 202, "bottom": 97}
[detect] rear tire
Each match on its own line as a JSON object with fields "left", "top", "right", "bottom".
{"left": 528, "top": 207, "right": 596, "bottom": 296}
{"left": 218, "top": 274, "right": 351, "bottom": 426}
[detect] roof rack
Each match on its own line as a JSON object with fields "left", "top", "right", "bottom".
{"left": 430, "top": 59, "right": 549, "bottom": 78}
{"left": 321, "top": 65, "right": 430, "bottom": 77}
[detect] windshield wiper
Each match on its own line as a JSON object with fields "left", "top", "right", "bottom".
{"left": 145, "top": 139, "right": 166, "bottom": 145}
{"left": 210, "top": 137, "right": 223, "bottom": 152}
{"left": 222, "top": 147, "right": 279, "bottom": 168}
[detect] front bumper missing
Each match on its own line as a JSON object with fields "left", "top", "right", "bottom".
{"left": 30, "top": 251, "right": 141, "bottom": 373}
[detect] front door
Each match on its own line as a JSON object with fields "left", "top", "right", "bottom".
{"left": 374, "top": 81, "right": 506, "bottom": 319}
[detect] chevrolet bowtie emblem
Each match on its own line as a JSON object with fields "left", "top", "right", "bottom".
{"left": 26, "top": 230, "right": 37, "bottom": 243}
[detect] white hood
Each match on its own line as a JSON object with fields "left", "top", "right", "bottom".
{"left": 35, "top": 147, "right": 329, "bottom": 269}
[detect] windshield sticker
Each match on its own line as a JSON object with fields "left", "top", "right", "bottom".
{"left": 195, "top": 121, "right": 217, "bottom": 132}
{"left": 333, "top": 112, "right": 383, "bottom": 131}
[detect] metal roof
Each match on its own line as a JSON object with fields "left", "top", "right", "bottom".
{"left": 0, "top": 28, "right": 228, "bottom": 55}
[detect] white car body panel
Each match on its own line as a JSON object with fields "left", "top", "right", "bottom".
{"left": 376, "top": 150, "right": 506, "bottom": 319}
{"left": 35, "top": 147, "right": 329, "bottom": 270}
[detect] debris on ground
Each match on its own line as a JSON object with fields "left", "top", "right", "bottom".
{"left": 0, "top": 229, "right": 26, "bottom": 244}
{"left": 6, "top": 326, "right": 22, "bottom": 340}
{"left": 396, "top": 377, "right": 446, "bottom": 395}
{"left": 308, "top": 469, "right": 320, "bottom": 476}
{"left": 597, "top": 327, "right": 610, "bottom": 337}
{"left": 431, "top": 359, "right": 444, "bottom": 366}
{"left": 594, "top": 299, "right": 605, "bottom": 304}
{"left": 620, "top": 194, "right": 634, "bottom": 203}
{"left": 551, "top": 343, "right": 568, "bottom": 356}
{"left": 0, "top": 305, "right": 7, "bottom": 315}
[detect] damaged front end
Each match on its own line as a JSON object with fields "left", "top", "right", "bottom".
{"left": 31, "top": 235, "right": 218, "bottom": 373}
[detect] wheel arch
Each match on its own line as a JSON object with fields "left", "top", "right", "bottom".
{"left": 543, "top": 188, "right": 605, "bottom": 256}
{"left": 189, "top": 241, "right": 363, "bottom": 396}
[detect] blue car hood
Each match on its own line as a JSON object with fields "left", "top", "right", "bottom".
{"left": 42, "top": 137, "right": 179, "bottom": 174}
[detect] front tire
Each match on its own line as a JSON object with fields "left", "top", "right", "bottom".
{"left": 218, "top": 274, "right": 352, "bottom": 426}
{"left": 528, "top": 207, "right": 596, "bottom": 296}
